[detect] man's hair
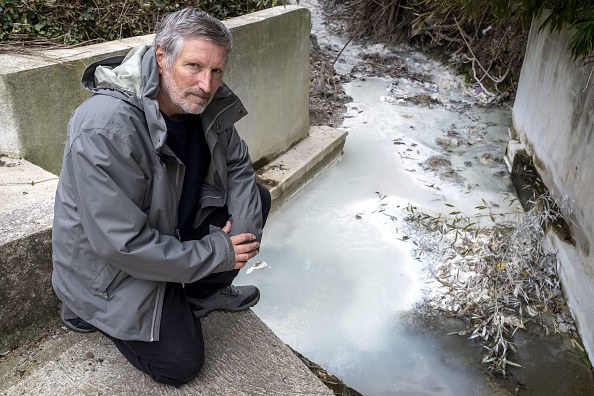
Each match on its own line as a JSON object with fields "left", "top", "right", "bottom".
{"left": 154, "top": 8, "right": 233, "bottom": 67}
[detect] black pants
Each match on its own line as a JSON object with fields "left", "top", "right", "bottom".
{"left": 104, "top": 184, "right": 271, "bottom": 387}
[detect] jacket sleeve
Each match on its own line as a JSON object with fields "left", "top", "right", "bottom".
{"left": 68, "top": 124, "right": 236, "bottom": 283}
{"left": 224, "top": 126, "right": 264, "bottom": 241}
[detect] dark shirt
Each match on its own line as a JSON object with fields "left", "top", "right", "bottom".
{"left": 162, "top": 112, "right": 211, "bottom": 241}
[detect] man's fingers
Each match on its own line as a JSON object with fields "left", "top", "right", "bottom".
{"left": 235, "top": 243, "right": 259, "bottom": 263}
{"left": 235, "top": 240, "right": 259, "bottom": 253}
{"left": 234, "top": 261, "right": 247, "bottom": 270}
{"left": 229, "top": 232, "right": 256, "bottom": 245}
{"left": 227, "top": 232, "right": 259, "bottom": 267}
{"left": 222, "top": 221, "right": 232, "bottom": 233}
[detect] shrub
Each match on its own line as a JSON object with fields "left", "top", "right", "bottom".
{"left": 0, "top": 0, "right": 271, "bottom": 45}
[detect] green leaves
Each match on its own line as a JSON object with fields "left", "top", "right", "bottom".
{"left": 0, "top": 0, "right": 270, "bottom": 45}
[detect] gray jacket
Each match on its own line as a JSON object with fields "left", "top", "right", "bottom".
{"left": 52, "top": 45, "right": 263, "bottom": 341}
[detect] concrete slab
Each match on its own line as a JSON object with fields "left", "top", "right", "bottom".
{"left": 257, "top": 126, "right": 348, "bottom": 212}
{"left": 0, "top": 310, "right": 334, "bottom": 395}
{"left": 0, "top": 156, "right": 60, "bottom": 352}
{"left": 0, "top": 156, "right": 58, "bottom": 218}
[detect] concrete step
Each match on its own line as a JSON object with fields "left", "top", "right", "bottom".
{"left": 257, "top": 126, "right": 348, "bottom": 212}
{"left": 0, "top": 310, "right": 333, "bottom": 395}
{"left": 0, "top": 156, "right": 60, "bottom": 353}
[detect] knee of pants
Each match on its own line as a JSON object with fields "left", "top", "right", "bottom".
{"left": 257, "top": 183, "right": 272, "bottom": 224}
{"left": 157, "top": 352, "right": 205, "bottom": 386}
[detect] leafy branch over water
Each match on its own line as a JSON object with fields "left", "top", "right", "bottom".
{"left": 405, "top": 193, "right": 579, "bottom": 375}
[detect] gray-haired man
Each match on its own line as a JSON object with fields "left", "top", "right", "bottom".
{"left": 52, "top": 8, "right": 270, "bottom": 386}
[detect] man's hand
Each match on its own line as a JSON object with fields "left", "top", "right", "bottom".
{"left": 222, "top": 221, "right": 260, "bottom": 269}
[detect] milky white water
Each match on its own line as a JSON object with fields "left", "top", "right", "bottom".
{"left": 236, "top": 2, "right": 522, "bottom": 394}
{"left": 237, "top": 83, "right": 518, "bottom": 395}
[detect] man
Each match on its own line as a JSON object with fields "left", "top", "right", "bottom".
{"left": 52, "top": 8, "right": 271, "bottom": 386}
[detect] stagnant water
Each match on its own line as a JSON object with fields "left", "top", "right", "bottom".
{"left": 236, "top": 2, "right": 583, "bottom": 395}
{"left": 237, "top": 61, "right": 519, "bottom": 396}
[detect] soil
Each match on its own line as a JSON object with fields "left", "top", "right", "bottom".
{"left": 291, "top": 347, "right": 363, "bottom": 396}
{"left": 308, "top": 34, "right": 352, "bottom": 127}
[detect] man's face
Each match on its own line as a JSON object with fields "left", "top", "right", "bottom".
{"left": 156, "top": 37, "right": 227, "bottom": 117}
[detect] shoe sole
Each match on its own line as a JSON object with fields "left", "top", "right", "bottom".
{"left": 193, "top": 289, "right": 260, "bottom": 318}
{"left": 59, "top": 303, "right": 97, "bottom": 333}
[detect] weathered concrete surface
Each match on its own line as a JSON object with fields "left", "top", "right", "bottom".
{"left": 0, "top": 126, "right": 346, "bottom": 353}
{"left": 0, "top": 157, "right": 61, "bottom": 352}
{"left": 510, "top": 14, "right": 594, "bottom": 360}
{"left": 0, "top": 310, "right": 334, "bottom": 395}
{"left": 0, "top": 5, "right": 310, "bottom": 175}
{"left": 0, "top": 156, "right": 58, "bottom": 215}
{"left": 224, "top": 7, "right": 311, "bottom": 169}
{"left": 258, "top": 126, "right": 348, "bottom": 212}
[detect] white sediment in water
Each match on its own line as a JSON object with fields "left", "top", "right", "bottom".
{"left": 237, "top": 2, "right": 522, "bottom": 394}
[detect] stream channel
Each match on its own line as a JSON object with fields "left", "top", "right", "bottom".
{"left": 238, "top": 2, "right": 593, "bottom": 395}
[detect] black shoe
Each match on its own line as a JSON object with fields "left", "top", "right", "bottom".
{"left": 59, "top": 303, "right": 96, "bottom": 333}
{"left": 187, "top": 285, "right": 260, "bottom": 318}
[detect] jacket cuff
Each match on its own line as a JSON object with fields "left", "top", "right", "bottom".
{"left": 210, "top": 225, "right": 236, "bottom": 270}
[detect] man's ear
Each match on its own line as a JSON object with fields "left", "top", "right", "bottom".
{"left": 155, "top": 44, "right": 166, "bottom": 73}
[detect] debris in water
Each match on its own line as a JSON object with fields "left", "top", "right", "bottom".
{"left": 402, "top": 193, "right": 577, "bottom": 376}
{"left": 246, "top": 261, "right": 271, "bottom": 274}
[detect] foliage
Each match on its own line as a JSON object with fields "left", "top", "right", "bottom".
{"left": 0, "top": 0, "right": 272, "bottom": 47}
{"left": 405, "top": 193, "right": 578, "bottom": 375}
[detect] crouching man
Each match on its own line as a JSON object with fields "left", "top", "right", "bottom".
{"left": 52, "top": 7, "right": 271, "bottom": 386}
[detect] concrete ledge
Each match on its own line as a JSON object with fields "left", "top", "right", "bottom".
{"left": 0, "top": 6, "right": 310, "bottom": 175}
{"left": 0, "top": 310, "right": 333, "bottom": 395}
{"left": 257, "top": 126, "right": 348, "bottom": 212}
{"left": 0, "top": 157, "right": 60, "bottom": 352}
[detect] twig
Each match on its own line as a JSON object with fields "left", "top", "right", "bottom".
{"left": 453, "top": 17, "right": 504, "bottom": 92}
{"left": 583, "top": 65, "right": 594, "bottom": 92}
{"left": 332, "top": 27, "right": 360, "bottom": 67}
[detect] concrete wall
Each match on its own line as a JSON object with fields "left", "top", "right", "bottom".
{"left": 225, "top": 8, "right": 310, "bottom": 168}
{"left": 0, "top": 5, "right": 310, "bottom": 175}
{"left": 511, "top": 15, "right": 594, "bottom": 358}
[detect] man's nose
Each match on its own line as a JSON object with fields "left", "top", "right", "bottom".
{"left": 196, "top": 71, "right": 212, "bottom": 93}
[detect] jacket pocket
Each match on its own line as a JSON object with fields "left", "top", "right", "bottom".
{"left": 89, "top": 262, "right": 122, "bottom": 300}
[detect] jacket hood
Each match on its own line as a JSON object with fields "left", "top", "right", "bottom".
{"left": 81, "top": 45, "right": 157, "bottom": 100}
{"left": 93, "top": 45, "right": 150, "bottom": 98}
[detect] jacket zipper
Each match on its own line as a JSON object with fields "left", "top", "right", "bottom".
{"left": 150, "top": 282, "right": 165, "bottom": 341}
{"left": 160, "top": 152, "right": 184, "bottom": 239}
{"left": 149, "top": 155, "right": 182, "bottom": 341}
